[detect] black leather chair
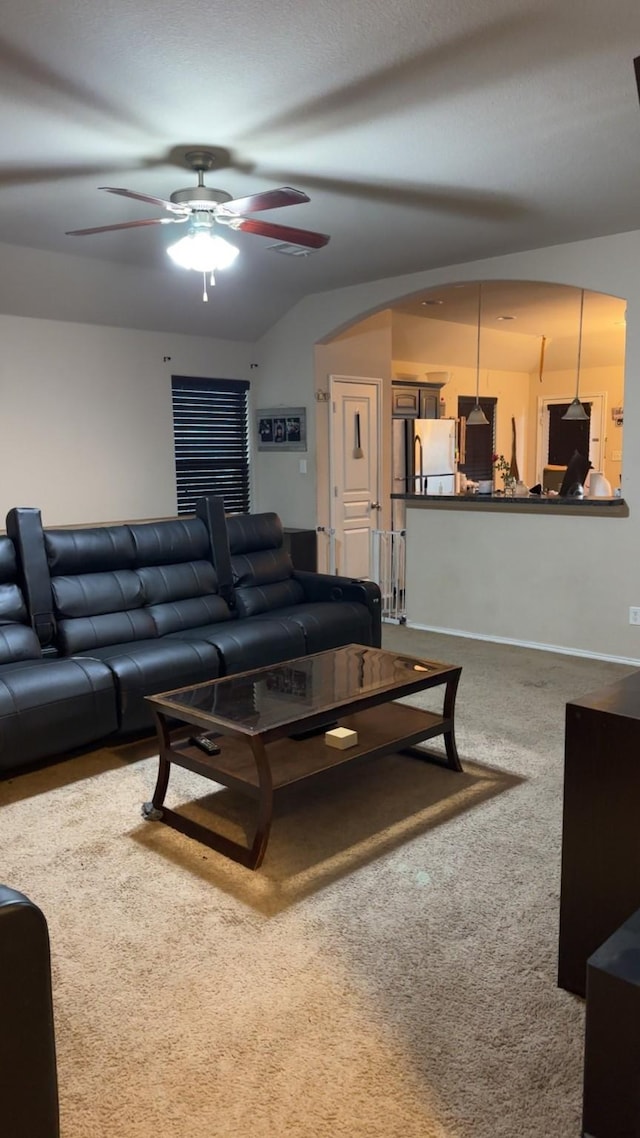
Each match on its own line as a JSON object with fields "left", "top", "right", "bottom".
{"left": 0, "top": 886, "right": 59, "bottom": 1138}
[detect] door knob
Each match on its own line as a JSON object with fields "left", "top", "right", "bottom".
{"left": 371, "top": 501, "right": 382, "bottom": 510}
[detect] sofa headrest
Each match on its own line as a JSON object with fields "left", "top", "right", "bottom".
{"left": 45, "top": 526, "right": 135, "bottom": 575}
{"left": 226, "top": 512, "right": 283, "bottom": 556}
{"left": 128, "top": 518, "right": 211, "bottom": 566}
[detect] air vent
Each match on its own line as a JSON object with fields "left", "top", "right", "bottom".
{"left": 268, "top": 243, "right": 315, "bottom": 257}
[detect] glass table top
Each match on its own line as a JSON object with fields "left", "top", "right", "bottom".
{"left": 149, "top": 644, "right": 456, "bottom": 736}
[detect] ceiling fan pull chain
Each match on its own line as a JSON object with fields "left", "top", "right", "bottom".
{"left": 202, "top": 271, "right": 208, "bottom": 302}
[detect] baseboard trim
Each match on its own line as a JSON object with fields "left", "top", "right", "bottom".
{"left": 405, "top": 621, "right": 640, "bottom": 667}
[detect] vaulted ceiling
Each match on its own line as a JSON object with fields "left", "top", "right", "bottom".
{"left": 1, "top": 0, "right": 640, "bottom": 340}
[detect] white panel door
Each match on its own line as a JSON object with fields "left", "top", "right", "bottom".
{"left": 329, "top": 376, "right": 381, "bottom": 578}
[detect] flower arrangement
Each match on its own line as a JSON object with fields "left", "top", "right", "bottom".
{"left": 492, "top": 453, "right": 513, "bottom": 486}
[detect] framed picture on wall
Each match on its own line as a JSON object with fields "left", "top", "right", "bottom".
{"left": 256, "top": 406, "right": 307, "bottom": 451}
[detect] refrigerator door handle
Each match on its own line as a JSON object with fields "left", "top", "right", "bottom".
{"left": 414, "top": 433, "right": 423, "bottom": 491}
{"left": 458, "top": 416, "right": 466, "bottom": 465}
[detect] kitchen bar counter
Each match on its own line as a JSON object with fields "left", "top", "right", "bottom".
{"left": 392, "top": 492, "right": 628, "bottom": 517}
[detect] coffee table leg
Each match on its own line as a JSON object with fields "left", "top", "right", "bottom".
{"left": 142, "top": 715, "right": 274, "bottom": 871}
{"left": 442, "top": 669, "right": 462, "bottom": 772}
{"left": 246, "top": 737, "right": 274, "bottom": 870}
{"left": 401, "top": 668, "right": 463, "bottom": 772}
{"left": 142, "top": 713, "right": 172, "bottom": 821}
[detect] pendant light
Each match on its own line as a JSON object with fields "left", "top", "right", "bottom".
{"left": 562, "top": 288, "right": 589, "bottom": 421}
{"left": 467, "top": 282, "right": 489, "bottom": 426}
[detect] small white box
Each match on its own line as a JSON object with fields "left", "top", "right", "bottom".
{"left": 324, "top": 727, "right": 359, "bottom": 750}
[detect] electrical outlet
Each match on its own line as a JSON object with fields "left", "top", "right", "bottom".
{"left": 629, "top": 607, "right": 640, "bottom": 625}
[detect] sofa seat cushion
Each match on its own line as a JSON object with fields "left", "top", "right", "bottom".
{"left": 0, "top": 656, "right": 118, "bottom": 772}
{"left": 83, "top": 638, "right": 221, "bottom": 732}
{"left": 168, "top": 617, "right": 307, "bottom": 675}
{"left": 249, "top": 601, "right": 374, "bottom": 654}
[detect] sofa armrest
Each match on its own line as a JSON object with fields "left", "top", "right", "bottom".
{"left": 292, "top": 570, "right": 382, "bottom": 647}
{"left": 0, "top": 886, "right": 60, "bottom": 1138}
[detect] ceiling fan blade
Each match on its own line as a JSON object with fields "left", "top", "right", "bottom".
{"left": 232, "top": 217, "right": 330, "bottom": 248}
{"left": 257, "top": 168, "right": 524, "bottom": 221}
{"left": 66, "top": 217, "right": 184, "bottom": 236}
{"left": 99, "top": 186, "right": 187, "bottom": 213}
{"left": 0, "top": 163, "right": 132, "bottom": 189}
{"left": 222, "top": 187, "right": 310, "bottom": 214}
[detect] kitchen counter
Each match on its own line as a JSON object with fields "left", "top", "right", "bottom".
{"left": 391, "top": 492, "right": 628, "bottom": 517}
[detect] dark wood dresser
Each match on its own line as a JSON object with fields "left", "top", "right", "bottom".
{"left": 558, "top": 669, "right": 640, "bottom": 998}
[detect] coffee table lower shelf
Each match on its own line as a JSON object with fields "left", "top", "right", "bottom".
{"left": 143, "top": 699, "right": 462, "bottom": 869}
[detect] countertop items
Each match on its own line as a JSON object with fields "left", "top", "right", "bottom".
{"left": 391, "top": 489, "right": 628, "bottom": 517}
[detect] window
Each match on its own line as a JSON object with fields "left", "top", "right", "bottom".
{"left": 171, "top": 376, "right": 250, "bottom": 515}
{"left": 548, "top": 402, "right": 592, "bottom": 465}
{"left": 457, "top": 396, "right": 497, "bottom": 481}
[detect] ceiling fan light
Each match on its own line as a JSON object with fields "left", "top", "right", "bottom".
{"left": 167, "top": 231, "right": 238, "bottom": 273}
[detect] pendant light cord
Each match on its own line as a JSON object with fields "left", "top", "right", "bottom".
{"left": 475, "top": 281, "right": 482, "bottom": 403}
{"left": 574, "top": 289, "right": 585, "bottom": 397}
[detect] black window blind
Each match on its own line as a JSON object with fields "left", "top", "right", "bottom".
{"left": 548, "top": 402, "right": 592, "bottom": 465}
{"left": 457, "top": 396, "right": 497, "bottom": 481}
{"left": 171, "top": 376, "right": 250, "bottom": 515}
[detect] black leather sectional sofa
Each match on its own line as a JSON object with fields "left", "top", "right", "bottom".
{"left": 0, "top": 498, "right": 381, "bottom": 774}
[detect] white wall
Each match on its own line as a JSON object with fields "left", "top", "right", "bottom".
{"left": 0, "top": 314, "right": 253, "bottom": 525}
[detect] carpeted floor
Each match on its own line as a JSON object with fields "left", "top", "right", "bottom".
{"left": 0, "top": 627, "right": 632, "bottom": 1137}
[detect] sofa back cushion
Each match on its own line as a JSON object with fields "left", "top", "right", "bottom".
{"left": 45, "top": 526, "right": 154, "bottom": 653}
{"left": 44, "top": 525, "right": 135, "bottom": 574}
{"left": 51, "top": 569, "right": 155, "bottom": 653}
{"left": 137, "top": 561, "right": 231, "bottom": 635}
{"left": 225, "top": 512, "right": 304, "bottom": 618}
{"left": 128, "top": 518, "right": 210, "bottom": 566}
{"left": 0, "top": 536, "right": 28, "bottom": 625}
{"left": 130, "top": 518, "right": 232, "bottom": 634}
{"left": 44, "top": 518, "right": 232, "bottom": 652}
{"left": 0, "top": 535, "right": 42, "bottom": 663}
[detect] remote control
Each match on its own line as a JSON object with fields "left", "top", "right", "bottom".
{"left": 189, "top": 734, "right": 221, "bottom": 756}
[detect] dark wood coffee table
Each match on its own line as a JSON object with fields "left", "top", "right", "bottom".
{"left": 143, "top": 644, "right": 462, "bottom": 869}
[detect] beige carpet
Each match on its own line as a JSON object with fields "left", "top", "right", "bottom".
{"left": 0, "top": 627, "right": 632, "bottom": 1137}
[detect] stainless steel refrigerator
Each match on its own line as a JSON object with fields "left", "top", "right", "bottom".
{"left": 392, "top": 417, "right": 457, "bottom": 530}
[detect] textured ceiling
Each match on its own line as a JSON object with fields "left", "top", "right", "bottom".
{"left": 1, "top": 0, "right": 640, "bottom": 340}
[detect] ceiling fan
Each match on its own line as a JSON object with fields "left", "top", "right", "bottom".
{"left": 65, "top": 149, "right": 330, "bottom": 299}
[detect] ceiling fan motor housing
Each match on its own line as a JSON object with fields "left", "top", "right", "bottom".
{"left": 170, "top": 186, "right": 233, "bottom": 209}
